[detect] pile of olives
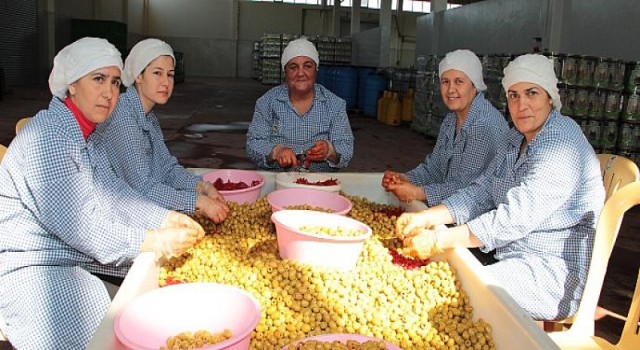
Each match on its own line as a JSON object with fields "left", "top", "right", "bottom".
{"left": 298, "top": 225, "right": 365, "bottom": 238}
{"left": 284, "top": 204, "right": 335, "bottom": 213}
{"left": 161, "top": 329, "right": 232, "bottom": 350}
{"left": 161, "top": 196, "right": 496, "bottom": 350}
{"left": 288, "top": 339, "right": 388, "bottom": 349}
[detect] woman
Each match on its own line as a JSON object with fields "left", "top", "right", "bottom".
{"left": 246, "top": 37, "right": 354, "bottom": 172}
{"left": 395, "top": 54, "right": 605, "bottom": 321}
{"left": 95, "top": 38, "right": 229, "bottom": 223}
{"left": 0, "top": 37, "right": 204, "bottom": 348}
{"left": 382, "top": 49, "right": 508, "bottom": 205}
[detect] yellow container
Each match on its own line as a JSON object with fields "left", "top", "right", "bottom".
{"left": 402, "top": 88, "right": 415, "bottom": 122}
{"left": 386, "top": 92, "right": 402, "bottom": 126}
{"left": 377, "top": 90, "right": 389, "bottom": 123}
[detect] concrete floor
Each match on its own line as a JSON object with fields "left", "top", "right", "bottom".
{"left": 0, "top": 76, "right": 638, "bottom": 346}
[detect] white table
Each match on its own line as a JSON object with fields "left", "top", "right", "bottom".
{"left": 87, "top": 171, "right": 559, "bottom": 350}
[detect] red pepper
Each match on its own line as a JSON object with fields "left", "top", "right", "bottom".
{"left": 163, "top": 278, "right": 184, "bottom": 286}
{"left": 294, "top": 177, "right": 339, "bottom": 186}
{"left": 388, "top": 248, "right": 429, "bottom": 269}
{"left": 211, "top": 178, "right": 260, "bottom": 191}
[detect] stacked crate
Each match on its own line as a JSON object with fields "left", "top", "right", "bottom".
{"left": 257, "top": 33, "right": 352, "bottom": 85}
{"left": 315, "top": 36, "right": 336, "bottom": 64}
{"left": 335, "top": 38, "right": 352, "bottom": 64}
{"left": 251, "top": 41, "right": 261, "bottom": 80}
{"left": 412, "top": 55, "right": 446, "bottom": 137}
{"left": 260, "top": 33, "right": 284, "bottom": 85}
{"left": 553, "top": 53, "right": 640, "bottom": 166}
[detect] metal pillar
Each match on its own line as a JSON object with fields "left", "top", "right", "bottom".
{"left": 380, "top": 0, "right": 392, "bottom": 67}
{"left": 332, "top": 0, "right": 340, "bottom": 37}
{"left": 350, "top": 0, "right": 361, "bottom": 35}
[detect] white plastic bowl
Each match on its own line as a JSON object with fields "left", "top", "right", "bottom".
{"left": 202, "top": 169, "right": 264, "bottom": 204}
{"left": 266, "top": 187, "right": 352, "bottom": 215}
{"left": 271, "top": 210, "right": 372, "bottom": 271}
{"left": 114, "top": 283, "right": 261, "bottom": 350}
{"left": 275, "top": 172, "right": 341, "bottom": 193}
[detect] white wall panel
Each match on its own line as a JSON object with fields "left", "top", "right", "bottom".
{"left": 416, "top": 0, "right": 545, "bottom": 57}
{"left": 415, "top": 0, "right": 640, "bottom": 61}
{"left": 127, "top": 0, "right": 144, "bottom": 35}
{"left": 147, "top": 0, "right": 234, "bottom": 40}
{"left": 560, "top": 0, "right": 640, "bottom": 60}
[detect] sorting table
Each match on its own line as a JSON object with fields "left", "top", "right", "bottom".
{"left": 87, "top": 171, "right": 559, "bottom": 350}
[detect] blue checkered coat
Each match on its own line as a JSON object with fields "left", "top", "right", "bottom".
{"left": 246, "top": 83, "right": 354, "bottom": 172}
{"left": 406, "top": 92, "right": 508, "bottom": 206}
{"left": 95, "top": 88, "right": 200, "bottom": 212}
{"left": 443, "top": 110, "right": 605, "bottom": 320}
{"left": 0, "top": 97, "right": 169, "bottom": 348}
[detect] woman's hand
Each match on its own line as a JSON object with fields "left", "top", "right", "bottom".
{"left": 270, "top": 145, "right": 297, "bottom": 168}
{"left": 402, "top": 228, "right": 443, "bottom": 260}
{"left": 143, "top": 226, "right": 205, "bottom": 259}
{"left": 395, "top": 211, "right": 433, "bottom": 240}
{"left": 305, "top": 140, "right": 332, "bottom": 162}
{"left": 147, "top": 210, "right": 206, "bottom": 259}
{"left": 161, "top": 211, "right": 205, "bottom": 235}
{"left": 196, "top": 195, "right": 230, "bottom": 224}
{"left": 382, "top": 171, "right": 425, "bottom": 203}
{"left": 196, "top": 180, "right": 224, "bottom": 202}
{"left": 381, "top": 170, "right": 407, "bottom": 190}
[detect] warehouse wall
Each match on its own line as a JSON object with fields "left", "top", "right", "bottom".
{"left": 416, "top": 0, "right": 547, "bottom": 57}
{"left": 127, "top": 0, "right": 144, "bottom": 37}
{"left": 0, "top": 0, "right": 38, "bottom": 86}
{"left": 17, "top": 0, "right": 420, "bottom": 85}
{"left": 559, "top": 0, "right": 640, "bottom": 60}
{"left": 145, "top": 0, "right": 239, "bottom": 77}
{"left": 124, "top": 0, "right": 421, "bottom": 78}
{"left": 353, "top": 28, "right": 381, "bottom": 67}
{"left": 415, "top": 0, "right": 640, "bottom": 61}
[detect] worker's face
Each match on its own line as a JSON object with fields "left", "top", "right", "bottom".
{"left": 507, "top": 82, "right": 553, "bottom": 143}
{"left": 135, "top": 55, "right": 175, "bottom": 113}
{"left": 439, "top": 69, "right": 477, "bottom": 117}
{"left": 68, "top": 66, "right": 121, "bottom": 124}
{"left": 285, "top": 56, "right": 317, "bottom": 94}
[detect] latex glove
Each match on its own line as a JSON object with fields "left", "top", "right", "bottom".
{"left": 161, "top": 211, "right": 205, "bottom": 236}
{"left": 395, "top": 211, "right": 434, "bottom": 240}
{"left": 381, "top": 170, "right": 409, "bottom": 190}
{"left": 269, "top": 145, "right": 297, "bottom": 168}
{"left": 401, "top": 228, "right": 444, "bottom": 260}
{"left": 196, "top": 194, "right": 230, "bottom": 224}
{"left": 143, "top": 226, "right": 204, "bottom": 259}
{"left": 196, "top": 180, "right": 224, "bottom": 202}
{"left": 305, "top": 140, "right": 334, "bottom": 162}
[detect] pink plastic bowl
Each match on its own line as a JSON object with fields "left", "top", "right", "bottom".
{"left": 270, "top": 210, "right": 372, "bottom": 271}
{"left": 114, "top": 283, "right": 261, "bottom": 350}
{"left": 202, "top": 169, "right": 264, "bottom": 204}
{"left": 266, "top": 188, "right": 352, "bottom": 215}
{"left": 282, "top": 333, "right": 402, "bottom": 349}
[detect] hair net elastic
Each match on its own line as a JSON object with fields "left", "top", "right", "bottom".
{"left": 502, "top": 54, "right": 561, "bottom": 110}
{"left": 281, "top": 38, "right": 319, "bottom": 71}
{"left": 48, "top": 37, "right": 123, "bottom": 99}
{"left": 438, "top": 49, "right": 487, "bottom": 92}
{"left": 123, "top": 38, "right": 175, "bottom": 87}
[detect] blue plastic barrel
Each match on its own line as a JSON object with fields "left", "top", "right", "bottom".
{"left": 358, "top": 68, "right": 386, "bottom": 118}
{"left": 317, "top": 64, "right": 333, "bottom": 91}
{"left": 332, "top": 66, "right": 358, "bottom": 109}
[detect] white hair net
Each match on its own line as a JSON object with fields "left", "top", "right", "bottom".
{"left": 123, "top": 38, "right": 175, "bottom": 87}
{"left": 502, "top": 54, "right": 561, "bottom": 110}
{"left": 281, "top": 38, "right": 319, "bottom": 71}
{"left": 48, "top": 37, "right": 123, "bottom": 99}
{"left": 438, "top": 49, "right": 487, "bottom": 92}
